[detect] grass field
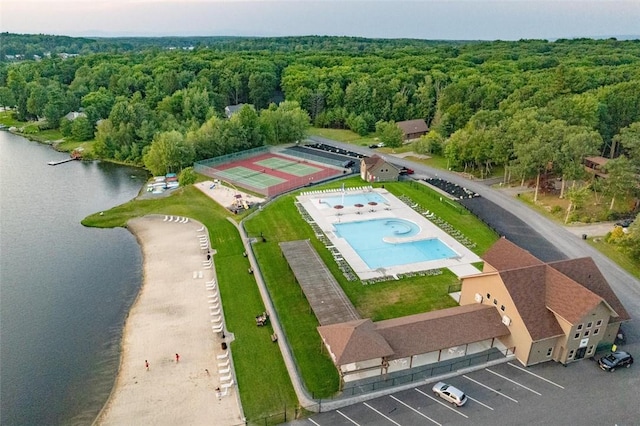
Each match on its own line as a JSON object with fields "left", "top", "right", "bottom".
{"left": 83, "top": 187, "right": 298, "bottom": 423}
{"left": 82, "top": 170, "right": 636, "bottom": 423}
{"left": 244, "top": 176, "right": 500, "bottom": 399}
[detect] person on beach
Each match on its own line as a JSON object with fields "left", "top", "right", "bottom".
{"left": 175, "top": 353, "right": 180, "bottom": 363}
{"left": 145, "top": 360, "right": 149, "bottom": 371}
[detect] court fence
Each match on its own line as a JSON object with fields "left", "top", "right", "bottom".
{"left": 194, "top": 146, "right": 347, "bottom": 197}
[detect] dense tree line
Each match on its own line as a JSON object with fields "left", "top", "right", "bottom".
{"left": 1, "top": 35, "right": 639, "bottom": 205}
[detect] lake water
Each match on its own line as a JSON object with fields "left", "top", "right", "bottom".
{"left": 0, "top": 131, "right": 146, "bottom": 425}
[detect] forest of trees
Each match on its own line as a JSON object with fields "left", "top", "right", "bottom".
{"left": 1, "top": 34, "right": 639, "bottom": 215}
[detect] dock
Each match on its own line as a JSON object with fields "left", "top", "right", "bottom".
{"left": 47, "top": 158, "right": 78, "bottom": 166}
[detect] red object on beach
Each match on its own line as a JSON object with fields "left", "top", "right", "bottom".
{"left": 334, "top": 205, "right": 344, "bottom": 209}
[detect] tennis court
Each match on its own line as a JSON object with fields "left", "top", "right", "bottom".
{"left": 214, "top": 166, "right": 285, "bottom": 189}
{"left": 254, "top": 157, "right": 321, "bottom": 177}
{"left": 194, "top": 147, "right": 345, "bottom": 197}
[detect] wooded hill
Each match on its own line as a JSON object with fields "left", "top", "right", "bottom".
{"left": 1, "top": 34, "right": 639, "bottom": 200}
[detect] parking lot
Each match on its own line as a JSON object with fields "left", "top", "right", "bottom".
{"left": 286, "top": 347, "right": 639, "bottom": 425}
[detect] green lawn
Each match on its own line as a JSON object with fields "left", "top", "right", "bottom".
{"left": 307, "top": 127, "right": 378, "bottom": 146}
{"left": 79, "top": 175, "right": 541, "bottom": 421}
{"left": 588, "top": 238, "right": 640, "bottom": 280}
{"left": 83, "top": 186, "right": 297, "bottom": 423}
{"left": 244, "top": 176, "right": 499, "bottom": 399}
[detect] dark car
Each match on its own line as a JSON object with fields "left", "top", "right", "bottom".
{"left": 598, "top": 351, "right": 634, "bottom": 371}
{"left": 615, "top": 218, "right": 634, "bottom": 228}
{"left": 369, "top": 144, "right": 379, "bottom": 149}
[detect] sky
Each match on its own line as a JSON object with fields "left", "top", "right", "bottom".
{"left": 1, "top": 0, "right": 638, "bottom": 40}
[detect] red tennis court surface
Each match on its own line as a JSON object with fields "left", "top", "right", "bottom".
{"left": 199, "top": 152, "right": 343, "bottom": 197}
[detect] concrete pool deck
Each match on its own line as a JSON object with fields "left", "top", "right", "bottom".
{"left": 297, "top": 187, "right": 482, "bottom": 281}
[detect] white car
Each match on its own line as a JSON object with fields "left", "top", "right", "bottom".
{"left": 432, "top": 381, "right": 468, "bottom": 406}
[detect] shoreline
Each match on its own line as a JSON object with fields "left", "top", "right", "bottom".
{"left": 94, "top": 215, "right": 243, "bottom": 425}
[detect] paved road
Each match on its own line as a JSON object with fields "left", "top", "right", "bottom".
{"left": 309, "top": 136, "right": 640, "bottom": 340}
{"left": 286, "top": 347, "right": 640, "bottom": 425}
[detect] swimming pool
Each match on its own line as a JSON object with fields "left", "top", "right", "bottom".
{"left": 322, "top": 192, "right": 388, "bottom": 207}
{"left": 334, "top": 218, "right": 458, "bottom": 269}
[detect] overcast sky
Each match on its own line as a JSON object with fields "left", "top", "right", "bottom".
{"left": 2, "top": 0, "right": 638, "bottom": 40}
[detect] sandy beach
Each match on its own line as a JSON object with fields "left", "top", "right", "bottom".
{"left": 95, "top": 215, "right": 243, "bottom": 426}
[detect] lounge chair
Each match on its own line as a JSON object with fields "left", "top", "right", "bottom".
{"left": 218, "top": 359, "right": 230, "bottom": 367}
{"left": 220, "top": 374, "right": 232, "bottom": 382}
{"left": 216, "top": 351, "right": 229, "bottom": 360}
{"left": 218, "top": 366, "right": 230, "bottom": 374}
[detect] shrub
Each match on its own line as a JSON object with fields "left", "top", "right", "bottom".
{"left": 179, "top": 167, "right": 197, "bottom": 186}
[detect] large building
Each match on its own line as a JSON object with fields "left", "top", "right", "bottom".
{"left": 317, "top": 238, "right": 629, "bottom": 385}
{"left": 460, "top": 238, "right": 629, "bottom": 366}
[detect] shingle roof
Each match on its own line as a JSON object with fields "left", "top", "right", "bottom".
{"left": 396, "top": 119, "right": 428, "bottom": 135}
{"left": 548, "top": 258, "right": 630, "bottom": 322}
{"left": 376, "top": 304, "right": 509, "bottom": 359}
{"left": 318, "top": 319, "right": 394, "bottom": 365}
{"left": 498, "top": 266, "right": 565, "bottom": 340}
{"left": 544, "top": 266, "right": 603, "bottom": 324}
{"left": 483, "top": 238, "right": 626, "bottom": 338}
{"left": 483, "top": 237, "right": 543, "bottom": 271}
{"left": 317, "top": 304, "right": 509, "bottom": 365}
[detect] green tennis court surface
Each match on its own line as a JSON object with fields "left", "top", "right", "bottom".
{"left": 216, "top": 166, "right": 285, "bottom": 189}
{"left": 255, "top": 158, "right": 321, "bottom": 177}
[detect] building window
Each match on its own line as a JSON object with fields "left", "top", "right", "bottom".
{"left": 594, "top": 328, "right": 600, "bottom": 335}
{"left": 587, "top": 345, "right": 594, "bottom": 356}
{"left": 568, "top": 349, "right": 575, "bottom": 359}
{"left": 500, "top": 305, "right": 505, "bottom": 311}
{"left": 584, "top": 330, "right": 590, "bottom": 337}
{"left": 577, "top": 324, "right": 583, "bottom": 331}
{"left": 596, "top": 319, "right": 603, "bottom": 326}
{"left": 493, "top": 299, "right": 497, "bottom": 305}
{"left": 587, "top": 322, "right": 593, "bottom": 329}
{"left": 546, "top": 347, "right": 553, "bottom": 357}
{"left": 574, "top": 333, "right": 580, "bottom": 339}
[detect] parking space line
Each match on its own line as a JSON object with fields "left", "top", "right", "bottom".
{"left": 389, "top": 395, "right": 443, "bottom": 425}
{"left": 485, "top": 368, "right": 542, "bottom": 395}
{"left": 363, "top": 402, "right": 402, "bottom": 426}
{"left": 507, "top": 362, "right": 565, "bottom": 389}
{"left": 336, "top": 410, "right": 361, "bottom": 425}
{"left": 415, "top": 389, "right": 469, "bottom": 418}
{"left": 467, "top": 396, "right": 494, "bottom": 410}
{"left": 308, "top": 418, "right": 322, "bottom": 426}
{"left": 463, "top": 375, "right": 519, "bottom": 403}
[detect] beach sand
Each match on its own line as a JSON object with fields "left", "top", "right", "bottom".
{"left": 194, "top": 180, "right": 265, "bottom": 210}
{"left": 95, "top": 215, "right": 243, "bottom": 426}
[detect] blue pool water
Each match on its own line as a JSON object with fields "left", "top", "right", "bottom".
{"left": 322, "top": 192, "right": 388, "bottom": 207}
{"left": 334, "top": 218, "right": 457, "bottom": 269}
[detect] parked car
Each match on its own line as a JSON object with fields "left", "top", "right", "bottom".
{"left": 598, "top": 351, "right": 634, "bottom": 372}
{"left": 368, "top": 144, "right": 379, "bottom": 149}
{"left": 399, "top": 167, "right": 415, "bottom": 175}
{"left": 615, "top": 218, "right": 634, "bottom": 228}
{"left": 432, "top": 381, "right": 468, "bottom": 406}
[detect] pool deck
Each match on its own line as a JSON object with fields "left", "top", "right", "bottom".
{"left": 297, "top": 188, "right": 482, "bottom": 281}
